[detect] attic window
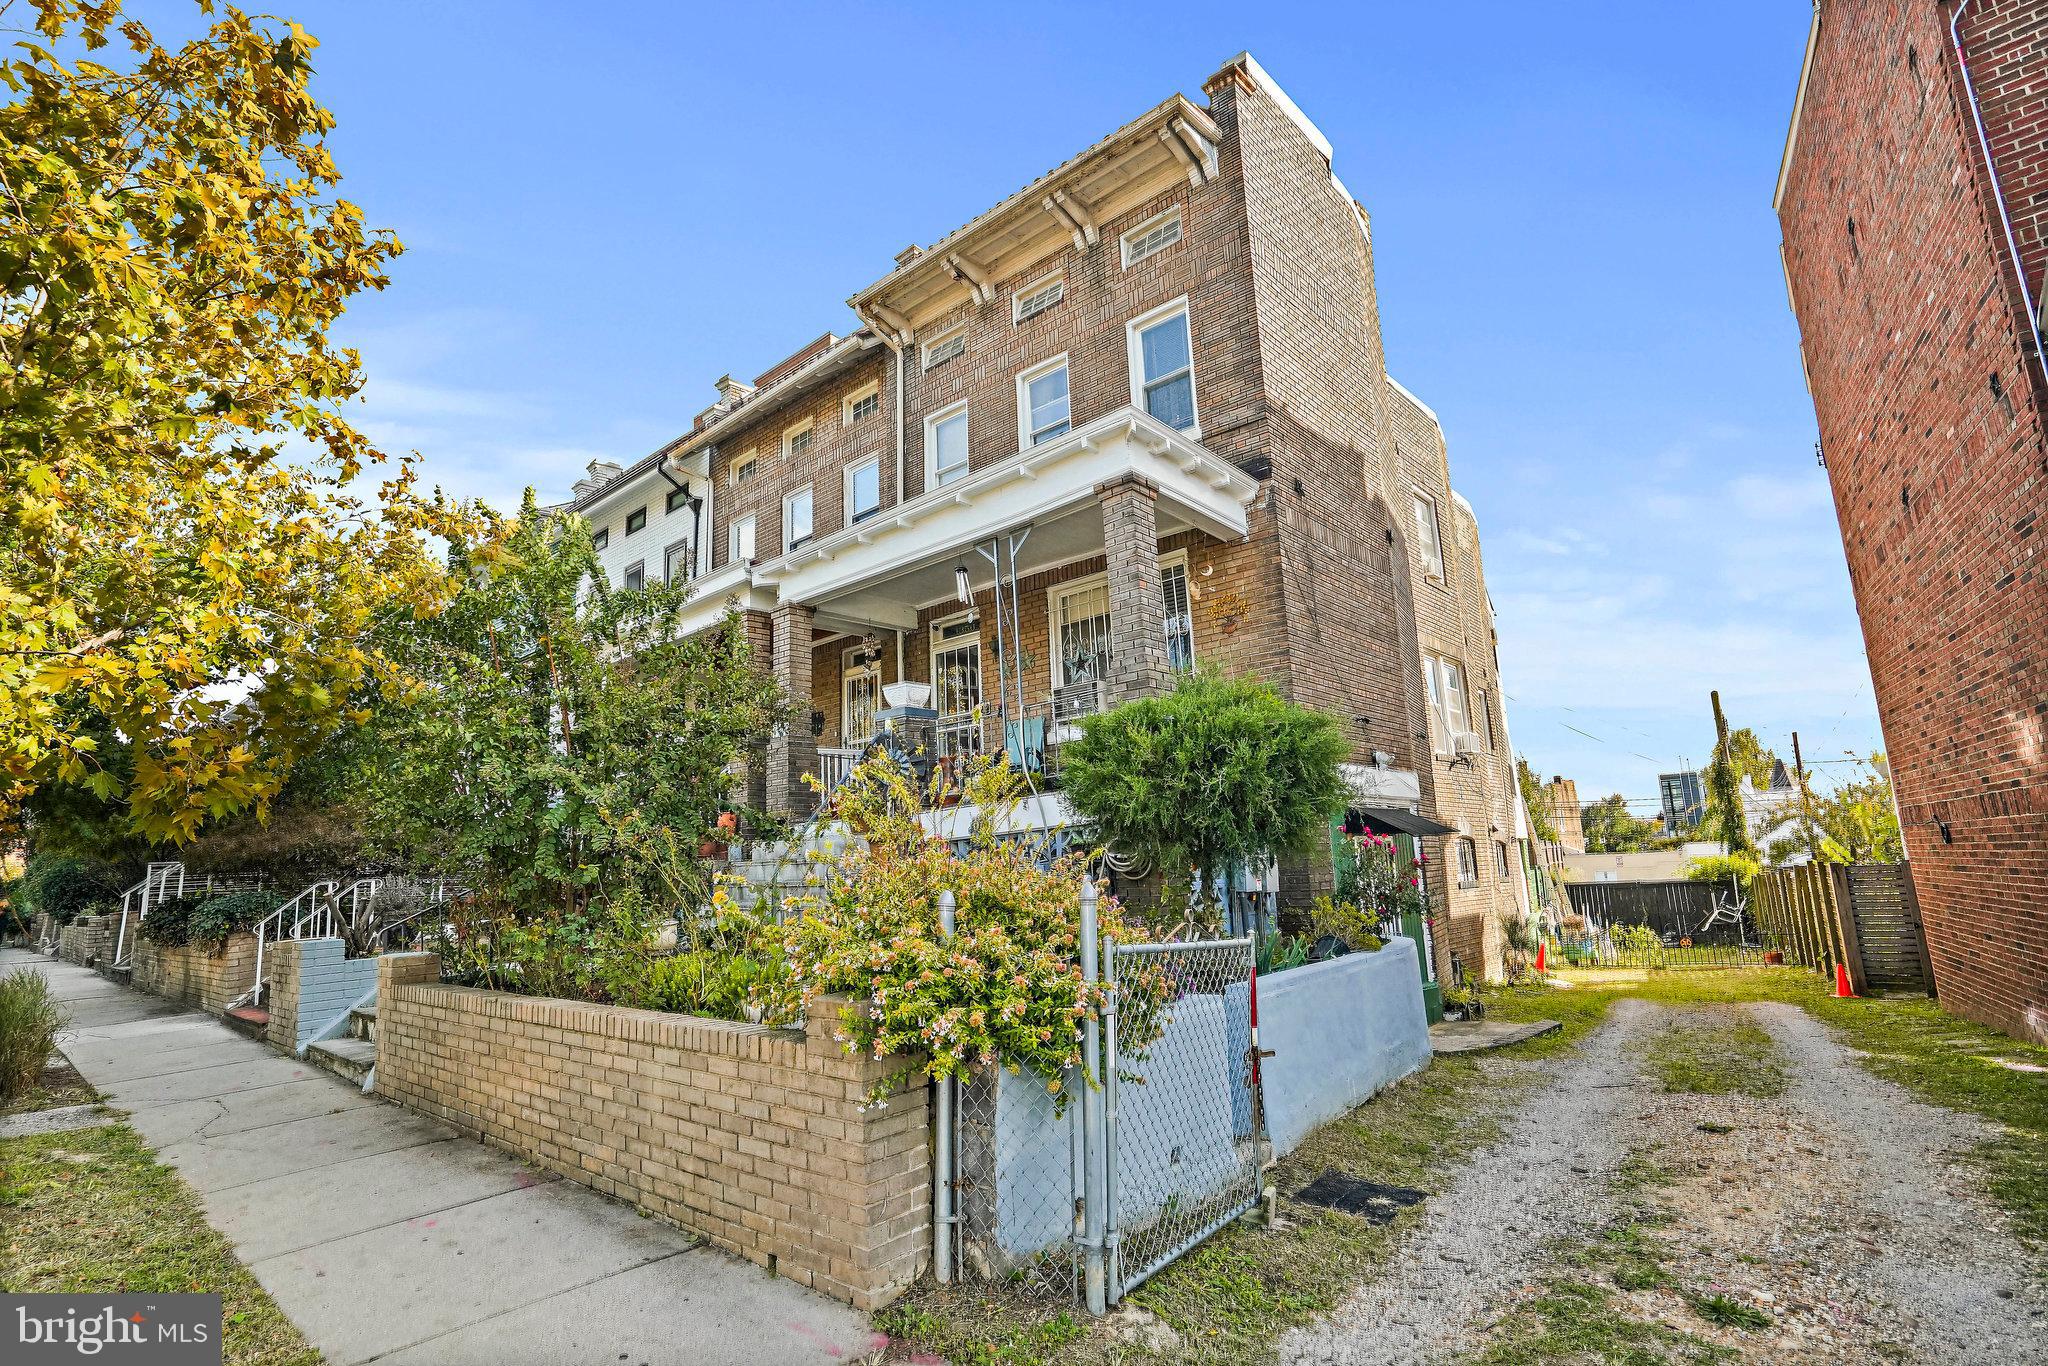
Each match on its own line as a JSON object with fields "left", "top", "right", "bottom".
{"left": 1013, "top": 275, "right": 1065, "bottom": 324}
{"left": 923, "top": 327, "right": 966, "bottom": 369}
{"left": 729, "top": 451, "right": 758, "bottom": 486}
{"left": 1121, "top": 209, "right": 1183, "bottom": 268}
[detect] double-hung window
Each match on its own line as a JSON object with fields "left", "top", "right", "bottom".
{"left": 1052, "top": 579, "right": 1114, "bottom": 692}
{"left": 1494, "top": 841, "right": 1513, "bottom": 881}
{"left": 623, "top": 561, "right": 644, "bottom": 592}
{"left": 783, "top": 486, "right": 813, "bottom": 551}
{"left": 1018, "top": 357, "right": 1071, "bottom": 447}
{"left": 1457, "top": 838, "right": 1480, "bottom": 887}
{"left": 1162, "top": 555, "right": 1195, "bottom": 671}
{"left": 1129, "top": 301, "right": 1195, "bottom": 432}
{"left": 730, "top": 514, "right": 756, "bottom": 563}
{"left": 928, "top": 404, "right": 969, "bottom": 487}
{"left": 1414, "top": 493, "right": 1445, "bottom": 579}
{"left": 846, "top": 456, "right": 880, "bottom": 523}
{"left": 663, "top": 539, "right": 691, "bottom": 584}
{"left": 592, "top": 527, "right": 609, "bottom": 551}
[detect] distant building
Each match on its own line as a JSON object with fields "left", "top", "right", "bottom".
{"left": 1658, "top": 771, "right": 1704, "bottom": 834}
{"left": 1560, "top": 842, "right": 1725, "bottom": 886}
{"left": 1541, "top": 776, "right": 1585, "bottom": 854}
{"left": 1742, "top": 762, "right": 1807, "bottom": 863}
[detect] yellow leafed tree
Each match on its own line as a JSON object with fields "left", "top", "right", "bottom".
{"left": 0, "top": 0, "right": 494, "bottom": 842}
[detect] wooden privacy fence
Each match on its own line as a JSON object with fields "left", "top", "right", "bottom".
{"left": 1750, "top": 862, "right": 1933, "bottom": 995}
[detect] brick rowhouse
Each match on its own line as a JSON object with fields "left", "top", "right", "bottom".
{"left": 562, "top": 54, "right": 1532, "bottom": 979}
{"left": 1777, "top": 0, "right": 2048, "bottom": 1040}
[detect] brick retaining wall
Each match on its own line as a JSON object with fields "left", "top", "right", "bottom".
{"left": 57, "top": 913, "right": 116, "bottom": 968}
{"left": 372, "top": 954, "right": 930, "bottom": 1309}
{"left": 263, "top": 938, "right": 380, "bottom": 1053}
{"left": 132, "top": 932, "right": 258, "bottom": 1014}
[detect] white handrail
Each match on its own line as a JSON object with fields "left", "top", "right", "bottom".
{"left": 234, "top": 880, "right": 337, "bottom": 1010}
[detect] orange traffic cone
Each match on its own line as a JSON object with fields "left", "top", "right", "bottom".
{"left": 1834, "top": 961, "right": 1855, "bottom": 998}
{"left": 1534, "top": 941, "right": 1548, "bottom": 974}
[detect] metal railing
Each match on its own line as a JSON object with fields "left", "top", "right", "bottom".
{"left": 235, "top": 881, "right": 336, "bottom": 1009}
{"left": 110, "top": 862, "right": 185, "bottom": 969}
{"left": 816, "top": 746, "right": 861, "bottom": 800}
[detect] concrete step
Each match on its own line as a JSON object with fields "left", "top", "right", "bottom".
{"left": 305, "top": 1037, "right": 376, "bottom": 1087}
{"left": 348, "top": 1004, "right": 377, "bottom": 1043}
{"left": 223, "top": 1005, "right": 270, "bottom": 1041}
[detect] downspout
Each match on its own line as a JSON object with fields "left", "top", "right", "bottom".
{"left": 1953, "top": 0, "right": 2048, "bottom": 379}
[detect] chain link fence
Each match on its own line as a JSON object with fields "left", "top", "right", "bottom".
{"left": 953, "top": 1062, "right": 1083, "bottom": 1302}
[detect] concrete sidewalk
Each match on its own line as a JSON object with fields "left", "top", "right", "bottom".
{"left": 2, "top": 949, "right": 883, "bottom": 1366}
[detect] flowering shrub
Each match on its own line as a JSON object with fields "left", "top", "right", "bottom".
{"left": 1337, "top": 831, "right": 1426, "bottom": 922}
{"left": 774, "top": 750, "right": 1153, "bottom": 1102}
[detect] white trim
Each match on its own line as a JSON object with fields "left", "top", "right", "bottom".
{"left": 1224, "top": 53, "right": 1333, "bottom": 163}
{"left": 1772, "top": 3, "right": 1823, "bottom": 212}
{"left": 925, "top": 400, "right": 970, "bottom": 489}
{"left": 1015, "top": 353, "right": 1073, "bottom": 451}
{"left": 1384, "top": 374, "right": 1441, "bottom": 430}
{"left": 728, "top": 449, "right": 759, "bottom": 487}
{"left": 844, "top": 454, "right": 882, "bottom": 523}
{"left": 842, "top": 380, "right": 881, "bottom": 426}
{"left": 782, "top": 485, "right": 814, "bottom": 551}
{"left": 1120, "top": 207, "right": 1184, "bottom": 269}
{"left": 1125, "top": 295, "right": 1199, "bottom": 438}
{"left": 730, "top": 513, "right": 756, "bottom": 564}
{"left": 1412, "top": 490, "right": 1445, "bottom": 581}
{"left": 922, "top": 325, "right": 966, "bottom": 369}
{"left": 1012, "top": 272, "right": 1066, "bottom": 324}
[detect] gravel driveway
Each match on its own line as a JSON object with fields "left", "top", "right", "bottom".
{"left": 1279, "top": 997, "right": 2048, "bottom": 1364}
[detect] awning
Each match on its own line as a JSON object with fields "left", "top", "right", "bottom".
{"left": 1350, "top": 806, "right": 1457, "bottom": 838}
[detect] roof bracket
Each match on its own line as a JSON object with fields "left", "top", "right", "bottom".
{"left": 1170, "top": 117, "right": 1220, "bottom": 185}
{"left": 1047, "top": 189, "right": 1100, "bottom": 250}
{"left": 1159, "top": 126, "right": 1208, "bottom": 188}
{"left": 944, "top": 253, "right": 998, "bottom": 305}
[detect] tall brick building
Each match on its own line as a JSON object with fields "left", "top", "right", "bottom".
{"left": 1777, "top": 1, "right": 2048, "bottom": 1040}
{"left": 565, "top": 54, "right": 1527, "bottom": 979}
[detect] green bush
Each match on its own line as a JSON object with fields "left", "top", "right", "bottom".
{"left": 139, "top": 890, "right": 273, "bottom": 952}
{"left": 0, "top": 969, "right": 67, "bottom": 1100}
{"left": 629, "top": 950, "right": 782, "bottom": 1022}
{"left": 1, "top": 876, "right": 26, "bottom": 939}
{"left": 19, "top": 856, "right": 126, "bottom": 926}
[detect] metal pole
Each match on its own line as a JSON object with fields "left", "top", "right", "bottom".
{"left": 1078, "top": 878, "right": 1108, "bottom": 1316}
{"left": 933, "top": 889, "right": 957, "bottom": 1285}
{"left": 1101, "top": 935, "right": 1122, "bottom": 1303}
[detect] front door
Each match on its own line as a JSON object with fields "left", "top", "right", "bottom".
{"left": 931, "top": 615, "right": 983, "bottom": 764}
{"left": 842, "top": 646, "right": 880, "bottom": 746}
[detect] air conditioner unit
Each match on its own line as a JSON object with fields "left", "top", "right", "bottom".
{"left": 1451, "top": 732, "right": 1481, "bottom": 757}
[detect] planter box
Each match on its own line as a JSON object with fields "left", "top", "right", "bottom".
{"left": 131, "top": 931, "right": 259, "bottom": 1015}
{"left": 371, "top": 955, "right": 930, "bottom": 1311}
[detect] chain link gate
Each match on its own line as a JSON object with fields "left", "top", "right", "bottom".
{"left": 938, "top": 885, "right": 1266, "bottom": 1311}
{"left": 1103, "top": 936, "right": 1264, "bottom": 1302}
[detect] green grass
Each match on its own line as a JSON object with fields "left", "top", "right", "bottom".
{"left": 1637, "top": 1017, "right": 1788, "bottom": 1098}
{"left": 0, "top": 1124, "right": 320, "bottom": 1365}
{"left": 1465, "top": 1278, "right": 1731, "bottom": 1366}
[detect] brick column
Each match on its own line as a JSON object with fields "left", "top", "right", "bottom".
{"left": 767, "top": 601, "right": 818, "bottom": 817}
{"left": 736, "top": 609, "right": 775, "bottom": 816}
{"left": 1099, "top": 475, "right": 1172, "bottom": 707}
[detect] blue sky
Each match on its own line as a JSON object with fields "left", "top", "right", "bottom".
{"left": 145, "top": 0, "right": 1880, "bottom": 809}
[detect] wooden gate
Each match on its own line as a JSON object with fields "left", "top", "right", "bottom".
{"left": 1839, "top": 864, "right": 1933, "bottom": 994}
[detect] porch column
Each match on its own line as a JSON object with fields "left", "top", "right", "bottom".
{"left": 1099, "top": 474, "right": 1172, "bottom": 708}
{"left": 767, "top": 601, "right": 818, "bottom": 817}
{"left": 738, "top": 609, "right": 774, "bottom": 817}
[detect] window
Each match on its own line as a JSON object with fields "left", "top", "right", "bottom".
{"left": 663, "top": 539, "right": 691, "bottom": 584}
{"left": 1479, "top": 689, "right": 1496, "bottom": 750}
{"left": 1413, "top": 493, "right": 1444, "bottom": 579}
{"left": 624, "top": 507, "right": 647, "bottom": 535}
{"left": 1018, "top": 357, "right": 1071, "bottom": 448}
{"left": 1456, "top": 838, "right": 1479, "bottom": 888}
{"left": 922, "top": 326, "right": 965, "bottom": 369}
{"left": 844, "top": 383, "right": 879, "bottom": 425}
{"left": 1424, "top": 655, "right": 1473, "bottom": 753}
{"left": 666, "top": 486, "right": 693, "bottom": 514}
{"left": 783, "top": 486, "right": 813, "bottom": 550}
{"left": 846, "top": 456, "right": 880, "bottom": 523}
{"left": 1162, "top": 556, "right": 1194, "bottom": 670}
{"left": 785, "top": 422, "right": 813, "bottom": 458}
{"left": 927, "top": 403, "right": 969, "bottom": 487}
{"left": 1494, "top": 841, "right": 1513, "bottom": 881}
{"left": 1129, "top": 300, "right": 1195, "bottom": 432}
{"left": 1013, "top": 274, "right": 1065, "bottom": 324}
{"left": 592, "top": 527, "right": 609, "bottom": 551}
{"left": 1051, "top": 579, "right": 1113, "bottom": 691}
{"left": 729, "top": 451, "right": 758, "bottom": 486}
{"left": 623, "top": 561, "right": 644, "bottom": 592}
{"left": 1121, "top": 208, "right": 1183, "bottom": 268}
{"left": 730, "top": 514, "right": 756, "bottom": 563}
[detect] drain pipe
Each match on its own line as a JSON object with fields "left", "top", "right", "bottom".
{"left": 933, "top": 889, "right": 958, "bottom": 1283}
{"left": 1953, "top": 0, "right": 2048, "bottom": 379}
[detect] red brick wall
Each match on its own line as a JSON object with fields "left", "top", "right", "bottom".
{"left": 1779, "top": 0, "right": 2048, "bottom": 1041}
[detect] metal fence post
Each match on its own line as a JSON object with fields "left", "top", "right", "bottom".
{"left": 1101, "top": 935, "right": 1122, "bottom": 1304}
{"left": 1078, "top": 877, "right": 1108, "bottom": 1316}
{"left": 934, "top": 889, "right": 957, "bottom": 1285}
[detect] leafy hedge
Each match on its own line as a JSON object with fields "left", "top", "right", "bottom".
{"left": 19, "top": 856, "right": 127, "bottom": 926}
{"left": 140, "top": 890, "right": 276, "bottom": 953}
